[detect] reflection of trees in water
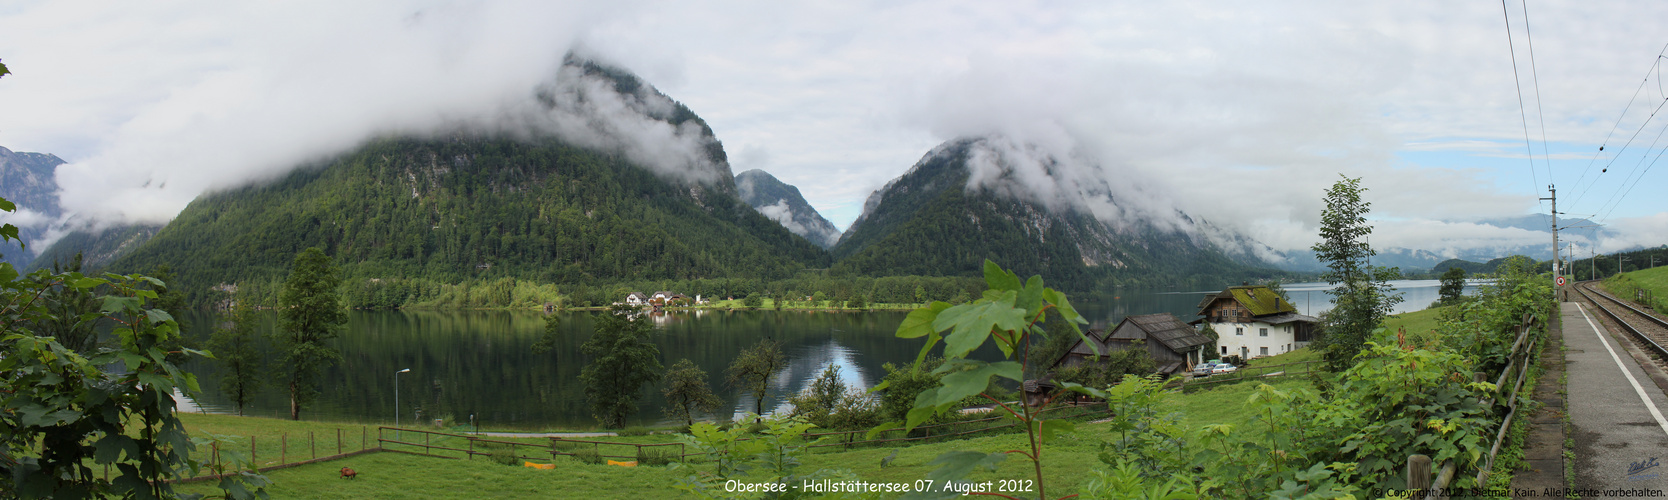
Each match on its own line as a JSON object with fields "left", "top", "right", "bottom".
{"left": 730, "top": 339, "right": 872, "bottom": 419}
{"left": 177, "top": 290, "right": 1273, "bottom": 428}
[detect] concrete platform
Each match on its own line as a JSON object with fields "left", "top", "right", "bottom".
{"left": 1562, "top": 301, "right": 1668, "bottom": 497}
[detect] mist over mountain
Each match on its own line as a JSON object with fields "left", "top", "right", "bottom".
{"left": 33, "top": 57, "right": 827, "bottom": 303}
{"left": 1268, "top": 213, "right": 1611, "bottom": 273}
{"left": 0, "top": 146, "right": 65, "bottom": 268}
{"left": 735, "top": 169, "right": 841, "bottom": 248}
{"left": 833, "top": 136, "right": 1286, "bottom": 290}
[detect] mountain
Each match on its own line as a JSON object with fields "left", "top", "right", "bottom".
{"left": 831, "top": 136, "right": 1284, "bottom": 291}
{"left": 735, "top": 169, "right": 841, "bottom": 248}
{"left": 0, "top": 146, "right": 67, "bottom": 268}
{"left": 65, "top": 57, "right": 829, "bottom": 304}
{"left": 1269, "top": 214, "right": 1600, "bottom": 274}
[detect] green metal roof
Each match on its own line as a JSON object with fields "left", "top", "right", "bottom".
{"left": 1227, "top": 286, "right": 1297, "bottom": 316}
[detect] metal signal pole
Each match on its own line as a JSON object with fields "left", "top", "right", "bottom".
{"left": 1541, "top": 185, "right": 1559, "bottom": 281}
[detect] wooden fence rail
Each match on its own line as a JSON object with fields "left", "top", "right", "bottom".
{"left": 1409, "top": 311, "right": 1538, "bottom": 498}
{"left": 374, "top": 404, "right": 1114, "bottom": 463}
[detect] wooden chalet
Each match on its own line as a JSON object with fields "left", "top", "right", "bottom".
{"left": 1054, "top": 313, "right": 1215, "bottom": 376}
{"left": 1191, "top": 284, "right": 1318, "bottom": 359}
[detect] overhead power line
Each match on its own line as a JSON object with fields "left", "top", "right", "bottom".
{"left": 1499, "top": 0, "right": 1543, "bottom": 206}
{"left": 1521, "top": 0, "right": 1554, "bottom": 187}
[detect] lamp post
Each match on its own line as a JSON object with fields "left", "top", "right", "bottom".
{"left": 395, "top": 368, "right": 411, "bottom": 436}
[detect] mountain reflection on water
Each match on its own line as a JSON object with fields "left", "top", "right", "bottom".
{"left": 176, "top": 280, "right": 1477, "bottom": 428}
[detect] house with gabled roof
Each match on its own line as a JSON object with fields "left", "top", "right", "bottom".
{"left": 1191, "top": 284, "right": 1318, "bottom": 360}
{"left": 1053, "top": 313, "right": 1215, "bottom": 376}
{"left": 622, "top": 292, "right": 649, "bottom": 306}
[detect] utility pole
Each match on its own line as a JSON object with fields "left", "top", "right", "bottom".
{"left": 1541, "top": 185, "right": 1559, "bottom": 281}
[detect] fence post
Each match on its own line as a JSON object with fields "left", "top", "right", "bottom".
{"left": 1407, "top": 454, "right": 1432, "bottom": 492}
{"left": 363, "top": 427, "right": 367, "bottom": 451}
{"left": 251, "top": 436, "right": 256, "bottom": 466}
{"left": 337, "top": 428, "right": 342, "bottom": 455}
{"left": 281, "top": 433, "right": 287, "bottom": 464}
{"left": 311, "top": 431, "right": 316, "bottom": 460}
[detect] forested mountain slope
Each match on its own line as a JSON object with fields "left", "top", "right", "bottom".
{"left": 94, "top": 59, "right": 830, "bottom": 304}
{"left": 735, "top": 169, "right": 841, "bottom": 248}
{"left": 832, "top": 137, "right": 1284, "bottom": 290}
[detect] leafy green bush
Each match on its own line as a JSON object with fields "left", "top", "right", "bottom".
{"left": 636, "top": 446, "right": 677, "bottom": 466}
{"left": 571, "top": 448, "right": 603, "bottom": 465}
{"left": 489, "top": 447, "right": 519, "bottom": 466}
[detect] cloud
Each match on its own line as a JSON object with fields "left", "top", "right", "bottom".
{"left": 754, "top": 199, "right": 806, "bottom": 236}
{"left": 0, "top": 1, "right": 634, "bottom": 227}
{"left": 6, "top": 0, "right": 1668, "bottom": 258}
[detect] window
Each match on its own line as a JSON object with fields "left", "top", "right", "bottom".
{"left": 1284, "top": 325, "right": 1291, "bottom": 333}
{"left": 1260, "top": 347, "right": 1269, "bottom": 356}
{"left": 1235, "top": 327, "right": 1244, "bottom": 336}
{"left": 1259, "top": 328, "right": 1268, "bottom": 337}
{"left": 1221, "top": 346, "right": 1228, "bottom": 355}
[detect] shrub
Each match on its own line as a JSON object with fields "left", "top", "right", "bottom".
{"left": 572, "top": 448, "right": 603, "bottom": 465}
{"left": 636, "top": 446, "right": 677, "bottom": 466}
{"left": 488, "top": 447, "right": 519, "bottom": 466}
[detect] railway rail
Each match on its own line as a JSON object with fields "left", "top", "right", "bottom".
{"left": 1573, "top": 282, "right": 1668, "bottom": 366}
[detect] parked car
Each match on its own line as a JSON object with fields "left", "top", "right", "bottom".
{"left": 1192, "top": 363, "right": 1216, "bottom": 377}
{"left": 1211, "top": 363, "right": 1239, "bottom": 375}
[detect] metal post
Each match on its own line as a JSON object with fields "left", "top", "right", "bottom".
{"left": 395, "top": 368, "right": 410, "bottom": 441}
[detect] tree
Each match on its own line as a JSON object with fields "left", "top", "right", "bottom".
{"left": 727, "top": 338, "right": 787, "bottom": 417}
{"left": 276, "top": 247, "right": 346, "bottom": 420}
{"left": 742, "top": 293, "right": 763, "bottom": 309}
{"left": 207, "top": 290, "right": 265, "bottom": 416}
{"left": 1310, "top": 176, "right": 1403, "bottom": 370}
{"left": 1438, "top": 267, "right": 1467, "bottom": 305}
{"left": 1264, "top": 280, "right": 1292, "bottom": 304}
{"left": 662, "top": 359, "right": 723, "bottom": 428}
{"left": 580, "top": 304, "right": 664, "bottom": 428}
{"left": 787, "top": 363, "right": 845, "bottom": 425}
{"left": 28, "top": 252, "right": 101, "bottom": 353}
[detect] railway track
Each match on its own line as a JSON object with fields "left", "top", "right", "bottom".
{"left": 1572, "top": 282, "right": 1668, "bottom": 369}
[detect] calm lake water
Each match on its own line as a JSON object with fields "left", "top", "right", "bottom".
{"left": 177, "top": 279, "right": 1480, "bottom": 428}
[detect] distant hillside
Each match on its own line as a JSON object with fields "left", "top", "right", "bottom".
{"left": 735, "top": 169, "right": 841, "bottom": 248}
{"left": 831, "top": 137, "right": 1285, "bottom": 291}
{"left": 0, "top": 146, "right": 66, "bottom": 268}
{"left": 83, "top": 57, "right": 830, "bottom": 304}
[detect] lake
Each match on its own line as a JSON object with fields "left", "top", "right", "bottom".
{"left": 176, "top": 279, "right": 1479, "bottom": 428}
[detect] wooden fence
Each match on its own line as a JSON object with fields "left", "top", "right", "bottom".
{"left": 1408, "top": 311, "right": 1539, "bottom": 498}
{"left": 375, "top": 404, "right": 1113, "bottom": 463}
{"left": 170, "top": 426, "right": 381, "bottom": 484}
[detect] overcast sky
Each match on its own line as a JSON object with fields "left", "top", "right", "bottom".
{"left": 2, "top": 0, "right": 1666, "bottom": 257}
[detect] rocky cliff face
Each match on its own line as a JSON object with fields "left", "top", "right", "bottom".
{"left": 0, "top": 146, "right": 66, "bottom": 268}
{"left": 735, "top": 169, "right": 841, "bottom": 248}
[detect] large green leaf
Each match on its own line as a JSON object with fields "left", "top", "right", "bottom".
{"left": 1016, "top": 275, "right": 1044, "bottom": 316}
{"left": 932, "top": 360, "right": 1022, "bottom": 406}
{"left": 1038, "top": 418, "right": 1076, "bottom": 442}
{"left": 1042, "top": 288, "right": 1087, "bottom": 325}
{"left": 896, "top": 301, "right": 950, "bottom": 338}
{"left": 982, "top": 259, "right": 1021, "bottom": 291}
{"left": 933, "top": 292, "right": 1026, "bottom": 359}
{"left": 901, "top": 451, "right": 1009, "bottom": 500}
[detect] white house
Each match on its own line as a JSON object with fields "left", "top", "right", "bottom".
{"left": 623, "top": 292, "right": 649, "bottom": 306}
{"left": 1192, "top": 285, "right": 1318, "bottom": 360}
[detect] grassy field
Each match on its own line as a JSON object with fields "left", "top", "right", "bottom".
{"left": 1623, "top": 265, "right": 1668, "bottom": 299}
{"left": 1382, "top": 305, "right": 1449, "bottom": 338}
{"left": 172, "top": 360, "right": 1321, "bottom": 498}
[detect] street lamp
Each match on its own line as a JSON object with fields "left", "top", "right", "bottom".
{"left": 395, "top": 368, "right": 411, "bottom": 432}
